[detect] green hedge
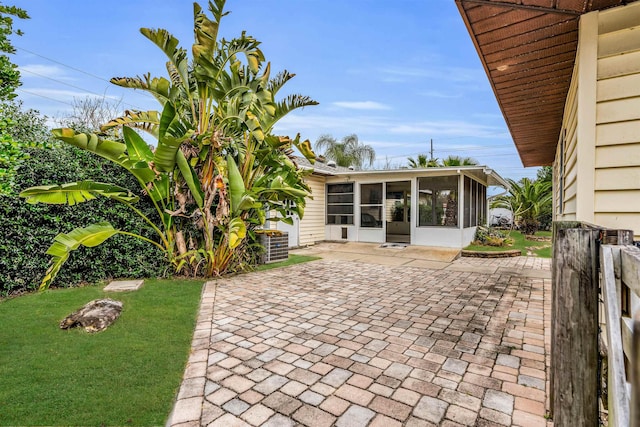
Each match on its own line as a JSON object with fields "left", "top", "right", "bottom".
{"left": 0, "top": 145, "right": 167, "bottom": 295}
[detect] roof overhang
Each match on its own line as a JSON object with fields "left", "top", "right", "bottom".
{"left": 456, "top": 0, "right": 638, "bottom": 167}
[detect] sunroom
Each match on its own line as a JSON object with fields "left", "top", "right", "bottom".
{"left": 323, "top": 167, "right": 508, "bottom": 248}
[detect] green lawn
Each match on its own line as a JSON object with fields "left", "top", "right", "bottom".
{"left": 464, "top": 230, "right": 552, "bottom": 258}
{"left": 0, "top": 279, "right": 203, "bottom": 426}
{"left": 255, "top": 253, "right": 321, "bottom": 271}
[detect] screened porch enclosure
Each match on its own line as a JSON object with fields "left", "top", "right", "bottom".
{"left": 324, "top": 171, "right": 492, "bottom": 248}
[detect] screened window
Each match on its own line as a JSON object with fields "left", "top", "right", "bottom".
{"left": 327, "top": 183, "right": 354, "bottom": 225}
{"left": 463, "top": 176, "right": 487, "bottom": 227}
{"left": 360, "top": 183, "right": 383, "bottom": 228}
{"left": 418, "top": 176, "right": 458, "bottom": 227}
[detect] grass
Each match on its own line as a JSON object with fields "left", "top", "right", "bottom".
{"left": 464, "top": 230, "right": 552, "bottom": 258}
{"left": 534, "top": 246, "right": 552, "bottom": 258}
{"left": 0, "top": 278, "right": 203, "bottom": 426}
{"left": 255, "top": 253, "right": 321, "bottom": 271}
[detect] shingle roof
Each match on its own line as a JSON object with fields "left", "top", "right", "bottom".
{"left": 293, "top": 156, "right": 352, "bottom": 175}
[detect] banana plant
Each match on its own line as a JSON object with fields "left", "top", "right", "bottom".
{"left": 22, "top": 0, "right": 318, "bottom": 288}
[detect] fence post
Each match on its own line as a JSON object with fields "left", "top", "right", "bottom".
{"left": 552, "top": 226, "right": 600, "bottom": 426}
{"left": 632, "top": 310, "right": 640, "bottom": 427}
{"left": 550, "top": 221, "right": 581, "bottom": 418}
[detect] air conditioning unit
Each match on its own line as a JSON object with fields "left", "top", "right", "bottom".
{"left": 259, "top": 232, "right": 289, "bottom": 263}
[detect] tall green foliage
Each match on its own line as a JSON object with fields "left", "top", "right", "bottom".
{"left": 21, "top": 0, "right": 317, "bottom": 289}
{"left": 441, "top": 155, "right": 478, "bottom": 167}
{"left": 536, "top": 166, "right": 553, "bottom": 230}
{"left": 491, "top": 178, "right": 552, "bottom": 235}
{"left": 314, "top": 134, "right": 375, "bottom": 169}
{"left": 0, "top": 102, "right": 55, "bottom": 194}
{"left": 0, "top": 3, "right": 28, "bottom": 101}
{"left": 405, "top": 154, "right": 477, "bottom": 168}
{"left": 407, "top": 154, "right": 439, "bottom": 168}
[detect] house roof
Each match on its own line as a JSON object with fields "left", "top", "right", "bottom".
{"left": 328, "top": 166, "right": 510, "bottom": 188}
{"left": 456, "top": 0, "right": 639, "bottom": 167}
{"left": 294, "top": 156, "right": 508, "bottom": 188}
{"left": 294, "top": 156, "right": 353, "bottom": 175}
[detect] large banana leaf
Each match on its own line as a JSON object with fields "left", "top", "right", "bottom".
{"left": 146, "top": 174, "right": 170, "bottom": 202}
{"left": 176, "top": 151, "right": 204, "bottom": 208}
{"left": 140, "top": 27, "right": 189, "bottom": 92}
{"left": 101, "top": 110, "right": 161, "bottom": 138}
{"left": 109, "top": 74, "right": 171, "bottom": 105}
{"left": 52, "top": 128, "right": 160, "bottom": 185}
{"left": 20, "top": 181, "right": 139, "bottom": 206}
{"left": 154, "top": 102, "right": 194, "bottom": 172}
{"left": 236, "top": 193, "right": 262, "bottom": 211}
{"left": 227, "top": 217, "right": 246, "bottom": 249}
{"left": 267, "top": 70, "right": 294, "bottom": 96}
{"left": 122, "top": 126, "right": 154, "bottom": 162}
{"left": 262, "top": 94, "right": 318, "bottom": 133}
{"left": 52, "top": 128, "right": 126, "bottom": 163}
{"left": 268, "top": 175, "right": 309, "bottom": 198}
{"left": 244, "top": 111, "right": 264, "bottom": 142}
{"left": 40, "top": 222, "right": 118, "bottom": 290}
{"left": 192, "top": 2, "right": 219, "bottom": 64}
{"left": 293, "top": 137, "right": 316, "bottom": 163}
{"left": 227, "top": 154, "right": 244, "bottom": 214}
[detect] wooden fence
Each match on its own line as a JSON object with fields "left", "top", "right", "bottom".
{"left": 551, "top": 222, "right": 635, "bottom": 426}
{"left": 600, "top": 244, "right": 640, "bottom": 427}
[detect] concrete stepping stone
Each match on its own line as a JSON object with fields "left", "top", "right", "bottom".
{"left": 104, "top": 279, "right": 144, "bottom": 292}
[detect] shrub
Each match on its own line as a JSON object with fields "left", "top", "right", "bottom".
{"left": 0, "top": 145, "right": 166, "bottom": 295}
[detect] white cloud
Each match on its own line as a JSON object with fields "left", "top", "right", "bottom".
{"left": 332, "top": 101, "right": 391, "bottom": 110}
{"left": 471, "top": 112, "right": 505, "bottom": 120}
{"left": 19, "top": 64, "right": 69, "bottom": 80}
{"left": 379, "top": 65, "right": 484, "bottom": 83}
{"left": 389, "top": 120, "right": 509, "bottom": 138}
{"left": 273, "top": 112, "right": 390, "bottom": 134}
{"left": 274, "top": 111, "right": 510, "bottom": 143}
{"left": 364, "top": 139, "right": 428, "bottom": 149}
{"left": 419, "top": 90, "right": 462, "bottom": 99}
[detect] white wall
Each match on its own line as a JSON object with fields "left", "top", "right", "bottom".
{"left": 326, "top": 225, "right": 356, "bottom": 241}
{"left": 357, "top": 228, "right": 385, "bottom": 243}
{"left": 414, "top": 227, "right": 467, "bottom": 248}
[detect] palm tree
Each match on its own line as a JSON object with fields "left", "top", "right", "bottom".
{"left": 315, "top": 134, "right": 375, "bottom": 169}
{"left": 491, "top": 178, "right": 552, "bottom": 235}
{"left": 407, "top": 154, "right": 439, "bottom": 168}
{"left": 441, "top": 155, "right": 478, "bottom": 166}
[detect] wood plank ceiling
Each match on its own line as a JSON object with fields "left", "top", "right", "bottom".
{"left": 456, "top": 0, "right": 637, "bottom": 167}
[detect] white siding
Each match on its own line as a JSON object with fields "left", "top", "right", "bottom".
{"left": 554, "top": 3, "right": 640, "bottom": 235}
{"left": 594, "top": 2, "right": 640, "bottom": 234}
{"left": 299, "top": 175, "right": 326, "bottom": 246}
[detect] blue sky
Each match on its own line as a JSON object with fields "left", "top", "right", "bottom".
{"left": 9, "top": 0, "right": 539, "bottom": 181}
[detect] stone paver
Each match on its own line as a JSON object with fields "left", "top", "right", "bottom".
{"left": 167, "top": 250, "right": 552, "bottom": 426}
{"left": 103, "top": 279, "right": 144, "bottom": 292}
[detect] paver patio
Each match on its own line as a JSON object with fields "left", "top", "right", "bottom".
{"left": 168, "top": 251, "right": 551, "bottom": 427}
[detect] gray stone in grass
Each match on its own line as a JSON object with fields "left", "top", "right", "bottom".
{"left": 60, "top": 298, "right": 123, "bottom": 333}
